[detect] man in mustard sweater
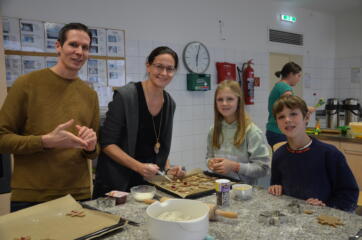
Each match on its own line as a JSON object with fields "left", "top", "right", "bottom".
{"left": 0, "top": 23, "right": 100, "bottom": 211}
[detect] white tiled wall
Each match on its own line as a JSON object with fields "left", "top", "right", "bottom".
{"left": 125, "top": 40, "right": 273, "bottom": 171}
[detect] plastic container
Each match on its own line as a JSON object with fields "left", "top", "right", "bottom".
{"left": 130, "top": 185, "right": 156, "bottom": 202}
{"left": 349, "top": 122, "right": 362, "bottom": 138}
{"left": 106, "top": 191, "right": 128, "bottom": 205}
{"left": 231, "top": 184, "right": 253, "bottom": 200}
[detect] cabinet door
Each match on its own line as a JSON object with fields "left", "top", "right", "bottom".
{"left": 341, "top": 142, "right": 362, "bottom": 190}
{"left": 320, "top": 139, "right": 341, "bottom": 151}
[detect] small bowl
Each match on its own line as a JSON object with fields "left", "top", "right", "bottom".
{"left": 231, "top": 184, "right": 252, "bottom": 200}
{"left": 131, "top": 185, "right": 156, "bottom": 201}
{"left": 106, "top": 191, "right": 129, "bottom": 205}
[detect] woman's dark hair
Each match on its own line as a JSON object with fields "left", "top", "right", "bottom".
{"left": 147, "top": 46, "right": 179, "bottom": 69}
{"left": 58, "top": 22, "right": 92, "bottom": 47}
{"left": 275, "top": 61, "right": 301, "bottom": 79}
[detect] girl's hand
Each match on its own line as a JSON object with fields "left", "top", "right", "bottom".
{"left": 167, "top": 165, "right": 185, "bottom": 178}
{"left": 306, "top": 198, "right": 326, "bottom": 206}
{"left": 211, "top": 158, "right": 237, "bottom": 174}
{"left": 268, "top": 185, "right": 283, "bottom": 196}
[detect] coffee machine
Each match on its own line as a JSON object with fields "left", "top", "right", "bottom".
{"left": 325, "top": 98, "right": 340, "bottom": 128}
{"left": 342, "top": 98, "right": 360, "bottom": 126}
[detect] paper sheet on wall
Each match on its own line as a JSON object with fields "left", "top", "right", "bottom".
{"left": 78, "top": 61, "right": 88, "bottom": 81}
{"left": 45, "top": 56, "right": 58, "bottom": 68}
{"left": 107, "top": 59, "right": 125, "bottom": 86}
{"left": 2, "top": 17, "right": 21, "bottom": 50}
{"left": 45, "top": 22, "right": 64, "bottom": 52}
{"left": 94, "top": 86, "right": 113, "bottom": 107}
{"left": 351, "top": 67, "right": 361, "bottom": 84}
{"left": 89, "top": 27, "right": 107, "bottom": 56}
{"left": 106, "top": 29, "right": 125, "bottom": 57}
{"left": 22, "top": 56, "right": 45, "bottom": 74}
{"left": 303, "top": 72, "right": 312, "bottom": 89}
{"left": 87, "top": 59, "right": 107, "bottom": 86}
{"left": 20, "top": 19, "right": 45, "bottom": 52}
{"left": 5, "top": 55, "right": 22, "bottom": 87}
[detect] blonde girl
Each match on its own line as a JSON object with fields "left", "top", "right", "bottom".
{"left": 206, "top": 80, "right": 270, "bottom": 184}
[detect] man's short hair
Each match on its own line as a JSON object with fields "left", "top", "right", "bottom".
{"left": 273, "top": 95, "right": 309, "bottom": 118}
{"left": 57, "top": 22, "right": 92, "bottom": 47}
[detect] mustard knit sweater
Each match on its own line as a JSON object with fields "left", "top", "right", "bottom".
{"left": 0, "top": 68, "right": 100, "bottom": 202}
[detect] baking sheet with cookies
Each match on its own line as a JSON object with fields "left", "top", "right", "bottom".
{"left": 148, "top": 168, "right": 226, "bottom": 198}
{"left": 0, "top": 194, "right": 122, "bottom": 240}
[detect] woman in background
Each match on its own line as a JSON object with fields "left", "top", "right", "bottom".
{"left": 93, "top": 46, "right": 184, "bottom": 197}
{"left": 206, "top": 80, "right": 270, "bottom": 185}
{"left": 266, "top": 61, "right": 315, "bottom": 148}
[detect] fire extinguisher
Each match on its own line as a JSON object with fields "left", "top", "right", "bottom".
{"left": 241, "top": 59, "right": 255, "bottom": 105}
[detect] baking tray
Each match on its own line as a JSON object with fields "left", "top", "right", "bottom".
{"left": 147, "top": 169, "right": 235, "bottom": 199}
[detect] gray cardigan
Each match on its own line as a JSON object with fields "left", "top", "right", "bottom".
{"left": 93, "top": 82, "right": 175, "bottom": 195}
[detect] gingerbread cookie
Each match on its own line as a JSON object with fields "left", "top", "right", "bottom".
{"left": 66, "top": 210, "right": 86, "bottom": 217}
{"left": 317, "top": 215, "right": 344, "bottom": 227}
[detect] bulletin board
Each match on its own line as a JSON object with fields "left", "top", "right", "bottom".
{"left": 2, "top": 17, "right": 126, "bottom": 107}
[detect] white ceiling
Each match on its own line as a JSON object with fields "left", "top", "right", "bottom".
{"left": 272, "top": 0, "right": 362, "bottom": 15}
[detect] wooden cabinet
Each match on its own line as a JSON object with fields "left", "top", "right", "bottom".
{"left": 320, "top": 138, "right": 362, "bottom": 191}
{"left": 340, "top": 142, "right": 362, "bottom": 190}
{"left": 320, "top": 139, "right": 341, "bottom": 151}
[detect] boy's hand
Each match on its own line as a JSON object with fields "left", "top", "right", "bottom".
{"left": 268, "top": 185, "right": 283, "bottom": 196}
{"left": 209, "top": 158, "right": 236, "bottom": 174}
{"left": 306, "top": 198, "right": 326, "bottom": 206}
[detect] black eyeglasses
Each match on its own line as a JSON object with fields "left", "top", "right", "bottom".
{"left": 152, "top": 63, "right": 176, "bottom": 74}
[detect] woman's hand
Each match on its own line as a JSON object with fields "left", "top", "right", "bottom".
{"left": 306, "top": 198, "right": 326, "bottom": 207}
{"left": 209, "top": 158, "right": 238, "bottom": 175}
{"left": 167, "top": 166, "right": 185, "bottom": 178}
{"left": 268, "top": 185, "right": 283, "bottom": 196}
{"left": 138, "top": 163, "right": 159, "bottom": 179}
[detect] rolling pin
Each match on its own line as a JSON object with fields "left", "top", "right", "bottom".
{"left": 206, "top": 203, "right": 238, "bottom": 221}
{"left": 143, "top": 197, "right": 170, "bottom": 205}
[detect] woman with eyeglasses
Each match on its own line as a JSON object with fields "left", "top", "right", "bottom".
{"left": 93, "top": 46, "right": 185, "bottom": 197}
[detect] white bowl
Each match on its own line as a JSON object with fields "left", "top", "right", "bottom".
{"left": 130, "top": 185, "right": 156, "bottom": 201}
{"left": 146, "top": 199, "right": 209, "bottom": 240}
{"left": 231, "top": 184, "right": 252, "bottom": 200}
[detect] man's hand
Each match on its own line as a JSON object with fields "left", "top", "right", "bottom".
{"left": 76, "top": 124, "right": 97, "bottom": 152}
{"left": 268, "top": 185, "right": 283, "bottom": 196}
{"left": 306, "top": 198, "right": 326, "bottom": 207}
{"left": 209, "top": 158, "right": 237, "bottom": 175}
{"left": 41, "top": 119, "right": 88, "bottom": 149}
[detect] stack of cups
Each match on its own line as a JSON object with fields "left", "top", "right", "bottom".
{"left": 215, "top": 179, "right": 230, "bottom": 207}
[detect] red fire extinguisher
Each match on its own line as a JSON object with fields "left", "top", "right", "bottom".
{"left": 241, "top": 59, "right": 255, "bottom": 105}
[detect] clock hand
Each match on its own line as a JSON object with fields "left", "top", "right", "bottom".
{"left": 196, "top": 44, "right": 200, "bottom": 68}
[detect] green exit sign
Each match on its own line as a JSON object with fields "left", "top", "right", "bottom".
{"left": 280, "top": 14, "right": 296, "bottom": 23}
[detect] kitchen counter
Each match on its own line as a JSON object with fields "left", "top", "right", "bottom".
{"left": 85, "top": 188, "right": 362, "bottom": 240}
{"left": 311, "top": 133, "right": 362, "bottom": 144}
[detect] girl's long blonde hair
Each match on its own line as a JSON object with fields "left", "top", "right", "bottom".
{"left": 212, "top": 80, "right": 251, "bottom": 149}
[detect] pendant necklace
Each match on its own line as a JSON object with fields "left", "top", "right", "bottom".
{"left": 143, "top": 81, "right": 164, "bottom": 154}
{"left": 152, "top": 107, "right": 163, "bottom": 154}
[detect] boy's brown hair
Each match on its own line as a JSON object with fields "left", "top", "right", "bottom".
{"left": 272, "top": 95, "right": 308, "bottom": 118}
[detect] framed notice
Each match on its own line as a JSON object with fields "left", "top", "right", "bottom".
{"left": 44, "top": 22, "right": 64, "bottom": 52}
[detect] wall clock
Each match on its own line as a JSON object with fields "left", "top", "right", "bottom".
{"left": 182, "top": 41, "right": 210, "bottom": 74}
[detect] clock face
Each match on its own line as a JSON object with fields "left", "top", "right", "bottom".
{"left": 183, "top": 41, "right": 210, "bottom": 74}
